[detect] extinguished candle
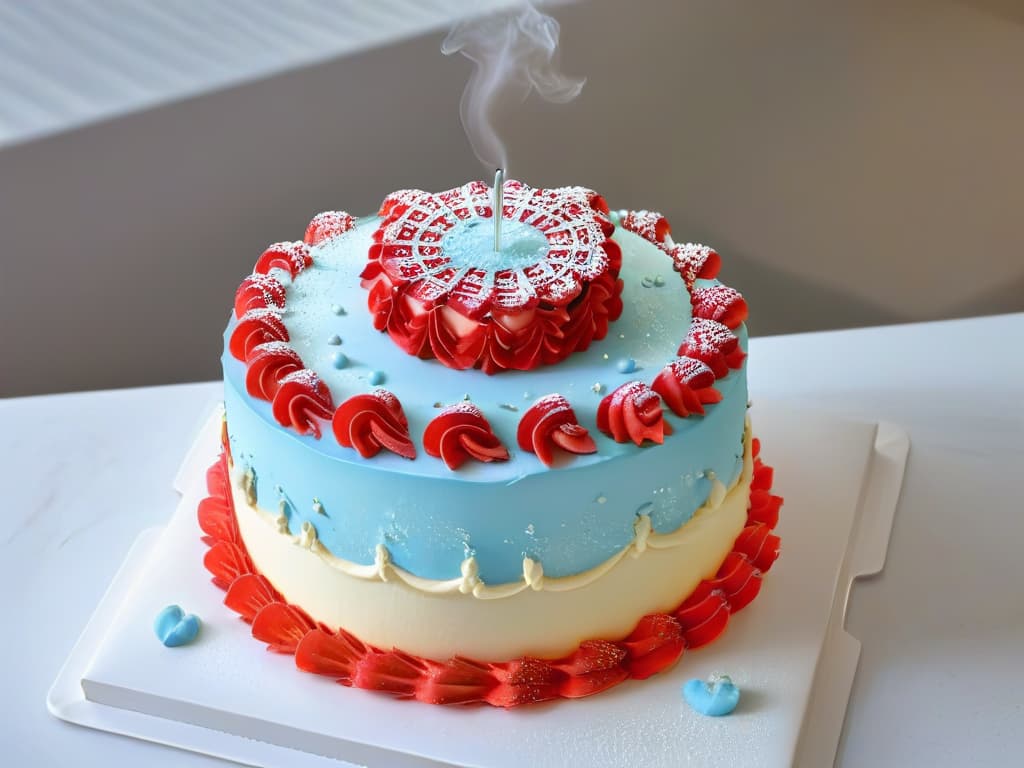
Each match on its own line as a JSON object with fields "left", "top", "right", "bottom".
{"left": 493, "top": 167, "right": 504, "bottom": 252}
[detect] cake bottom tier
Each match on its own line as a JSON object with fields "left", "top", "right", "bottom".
{"left": 198, "top": 435, "right": 782, "bottom": 706}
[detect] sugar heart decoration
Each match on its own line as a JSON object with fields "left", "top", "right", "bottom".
{"left": 154, "top": 604, "right": 201, "bottom": 647}
{"left": 682, "top": 674, "right": 740, "bottom": 716}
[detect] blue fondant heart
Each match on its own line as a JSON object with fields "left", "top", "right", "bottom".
{"left": 683, "top": 675, "right": 740, "bottom": 717}
{"left": 154, "top": 604, "right": 201, "bottom": 647}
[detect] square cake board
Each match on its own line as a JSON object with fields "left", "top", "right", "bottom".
{"left": 48, "top": 401, "right": 909, "bottom": 768}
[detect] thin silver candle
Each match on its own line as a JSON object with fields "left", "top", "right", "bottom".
{"left": 493, "top": 167, "right": 504, "bottom": 252}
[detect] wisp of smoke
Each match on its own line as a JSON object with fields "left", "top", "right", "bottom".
{"left": 442, "top": 2, "right": 584, "bottom": 172}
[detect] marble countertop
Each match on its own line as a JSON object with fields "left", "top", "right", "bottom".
{"left": 3, "top": 313, "right": 1022, "bottom": 767}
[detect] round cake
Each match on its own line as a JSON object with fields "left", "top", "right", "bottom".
{"left": 200, "top": 179, "right": 782, "bottom": 706}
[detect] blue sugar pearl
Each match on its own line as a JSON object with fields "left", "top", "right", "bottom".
{"left": 369, "top": 370, "right": 385, "bottom": 386}
{"left": 616, "top": 357, "right": 637, "bottom": 374}
{"left": 331, "top": 351, "right": 348, "bottom": 369}
{"left": 683, "top": 675, "right": 740, "bottom": 717}
{"left": 154, "top": 604, "right": 201, "bottom": 648}
{"left": 327, "top": 334, "right": 342, "bottom": 345}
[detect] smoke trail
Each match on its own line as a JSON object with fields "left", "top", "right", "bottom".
{"left": 442, "top": 2, "right": 584, "bottom": 172}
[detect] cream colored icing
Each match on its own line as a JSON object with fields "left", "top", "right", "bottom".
{"left": 230, "top": 423, "right": 754, "bottom": 659}
{"left": 232, "top": 424, "right": 752, "bottom": 600}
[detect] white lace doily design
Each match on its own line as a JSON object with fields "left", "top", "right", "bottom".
{"left": 360, "top": 180, "right": 624, "bottom": 372}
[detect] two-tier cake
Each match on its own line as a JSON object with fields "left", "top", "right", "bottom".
{"left": 198, "top": 180, "right": 782, "bottom": 706}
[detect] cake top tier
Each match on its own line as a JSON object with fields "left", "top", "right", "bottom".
{"left": 225, "top": 180, "right": 748, "bottom": 480}
{"left": 362, "top": 180, "right": 622, "bottom": 373}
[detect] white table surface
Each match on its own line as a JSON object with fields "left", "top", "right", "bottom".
{"left": 3, "top": 313, "right": 1022, "bottom": 767}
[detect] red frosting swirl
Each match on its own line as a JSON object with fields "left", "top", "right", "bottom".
{"left": 361, "top": 180, "right": 623, "bottom": 373}
{"left": 597, "top": 381, "right": 672, "bottom": 446}
{"left": 332, "top": 389, "right": 416, "bottom": 460}
{"left": 620, "top": 209, "right": 670, "bottom": 245}
{"left": 651, "top": 357, "right": 723, "bottom": 418}
{"left": 234, "top": 273, "right": 287, "bottom": 318}
{"left": 253, "top": 241, "right": 312, "bottom": 279}
{"left": 691, "top": 284, "right": 748, "bottom": 330}
{"left": 229, "top": 308, "right": 289, "bottom": 361}
{"left": 666, "top": 242, "right": 721, "bottom": 288}
{"left": 677, "top": 318, "right": 746, "bottom": 378}
{"left": 198, "top": 433, "right": 783, "bottom": 708}
{"left": 244, "top": 341, "right": 304, "bottom": 401}
{"left": 270, "top": 370, "right": 334, "bottom": 439}
{"left": 304, "top": 211, "right": 356, "bottom": 246}
{"left": 517, "top": 394, "right": 597, "bottom": 467}
{"left": 424, "top": 403, "right": 510, "bottom": 470}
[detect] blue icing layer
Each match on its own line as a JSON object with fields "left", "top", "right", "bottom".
{"left": 222, "top": 220, "right": 748, "bottom": 584}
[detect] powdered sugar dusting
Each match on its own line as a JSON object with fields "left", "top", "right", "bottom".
{"left": 372, "top": 180, "right": 614, "bottom": 313}
{"left": 668, "top": 242, "right": 720, "bottom": 286}
{"left": 620, "top": 210, "right": 667, "bottom": 244}
{"left": 441, "top": 401, "right": 486, "bottom": 418}
{"left": 668, "top": 356, "right": 715, "bottom": 384}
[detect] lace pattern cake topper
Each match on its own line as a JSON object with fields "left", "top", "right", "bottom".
{"left": 361, "top": 179, "right": 623, "bottom": 372}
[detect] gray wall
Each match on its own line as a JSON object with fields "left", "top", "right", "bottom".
{"left": 2, "top": 0, "right": 1022, "bottom": 397}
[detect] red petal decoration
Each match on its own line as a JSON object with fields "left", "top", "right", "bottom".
{"left": 416, "top": 656, "right": 496, "bottom": 705}
{"left": 691, "top": 284, "right": 748, "bottom": 329}
{"left": 353, "top": 650, "right": 428, "bottom": 697}
{"left": 677, "top": 593, "right": 731, "bottom": 649}
{"left": 752, "top": 458, "right": 773, "bottom": 489}
{"left": 295, "top": 627, "right": 367, "bottom": 680}
{"left": 254, "top": 241, "right": 312, "bottom": 278}
{"left": 244, "top": 341, "right": 303, "bottom": 401}
{"left": 224, "top": 573, "right": 280, "bottom": 623}
{"left": 304, "top": 211, "right": 355, "bottom": 246}
{"left": 748, "top": 488, "right": 783, "bottom": 529}
{"left": 651, "top": 357, "right": 722, "bottom": 418}
{"left": 270, "top": 370, "right": 334, "bottom": 438}
{"left": 596, "top": 381, "right": 671, "bottom": 446}
{"left": 234, "top": 273, "right": 286, "bottom": 318}
{"left": 197, "top": 495, "right": 236, "bottom": 544}
{"left": 517, "top": 394, "right": 597, "bottom": 466}
{"left": 203, "top": 540, "right": 252, "bottom": 590}
{"left": 251, "top": 601, "right": 315, "bottom": 653}
{"left": 197, "top": 430, "right": 784, "bottom": 707}
{"left": 621, "top": 614, "right": 686, "bottom": 679}
{"left": 551, "top": 640, "right": 629, "bottom": 698}
{"left": 424, "top": 403, "right": 509, "bottom": 470}
{"left": 733, "top": 524, "right": 782, "bottom": 573}
{"left": 332, "top": 389, "right": 416, "bottom": 459}
{"left": 487, "top": 658, "right": 565, "bottom": 707}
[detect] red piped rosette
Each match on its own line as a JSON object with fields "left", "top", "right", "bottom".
{"left": 617, "top": 209, "right": 722, "bottom": 290}
{"left": 270, "top": 370, "right": 334, "bottom": 439}
{"left": 517, "top": 394, "right": 597, "bottom": 467}
{"left": 253, "top": 241, "right": 312, "bottom": 279}
{"left": 304, "top": 211, "right": 356, "bottom": 246}
{"left": 332, "top": 389, "right": 416, "bottom": 460}
{"left": 199, "top": 436, "right": 781, "bottom": 707}
{"left": 651, "top": 357, "right": 722, "bottom": 418}
{"left": 424, "top": 403, "right": 510, "bottom": 470}
{"left": 361, "top": 180, "right": 624, "bottom": 373}
{"left": 597, "top": 381, "right": 672, "bottom": 446}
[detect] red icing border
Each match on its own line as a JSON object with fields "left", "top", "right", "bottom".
{"left": 198, "top": 435, "right": 782, "bottom": 707}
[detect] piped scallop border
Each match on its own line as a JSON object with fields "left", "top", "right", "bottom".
{"left": 198, "top": 437, "right": 782, "bottom": 707}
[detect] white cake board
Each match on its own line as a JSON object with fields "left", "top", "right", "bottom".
{"left": 48, "top": 402, "right": 908, "bottom": 768}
